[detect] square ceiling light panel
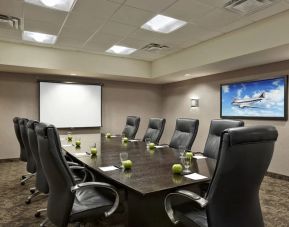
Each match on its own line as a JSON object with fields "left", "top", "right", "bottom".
{"left": 141, "top": 14, "right": 187, "bottom": 33}
{"left": 24, "top": 0, "right": 76, "bottom": 12}
{"left": 106, "top": 45, "right": 137, "bottom": 55}
{"left": 22, "top": 31, "right": 57, "bottom": 44}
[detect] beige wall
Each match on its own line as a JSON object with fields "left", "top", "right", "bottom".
{"left": 159, "top": 61, "right": 289, "bottom": 176}
{"left": 0, "top": 73, "right": 162, "bottom": 160}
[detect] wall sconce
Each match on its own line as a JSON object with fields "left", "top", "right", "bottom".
{"left": 190, "top": 98, "right": 199, "bottom": 108}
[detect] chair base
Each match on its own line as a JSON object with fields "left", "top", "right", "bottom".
{"left": 25, "top": 190, "right": 43, "bottom": 204}
{"left": 40, "top": 218, "right": 49, "bottom": 227}
{"left": 35, "top": 208, "right": 47, "bottom": 218}
{"left": 20, "top": 173, "right": 35, "bottom": 185}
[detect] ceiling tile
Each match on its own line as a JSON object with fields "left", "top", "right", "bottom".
{"left": 100, "top": 21, "right": 137, "bottom": 37}
{"left": 165, "top": 24, "right": 221, "bottom": 43}
{"left": 83, "top": 32, "right": 124, "bottom": 52}
{"left": 193, "top": 8, "right": 242, "bottom": 31}
{"left": 111, "top": 5, "right": 155, "bottom": 26}
{"left": 24, "top": 19, "right": 61, "bottom": 35}
{"left": 0, "top": 0, "right": 23, "bottom": 18}
{"left": 220, "top": 18, "right": 254, "bottom": 33}
{"left": 246, "top": 1, "right": 289, "bottom": 22}
{"left": 24, "top": 3, "right": 67, "bottom": 22}
{"left": 125, "top": 0, "right": 176, "bottom": 13}
{"left": 0, "top": 28, "right": 22, "bottom": 42}
{"left": 194, "top": 0, "right": 228, "bottom": 8}
{"left": 108, "top": 0, "right": 126, "bottom": 4}
{"left": 117, "top": 37, "right": 149, "bottom": 49}
{"left": 23, "top": 3, "right": 67, "bottom": 32}
{"left": 179, "top": 38, "right": 201, "bottom": 49}
{"left": 72, "top": 0, "right": 120, "bottom": 20}
{"left": 128, "top": 28, "right": 169, "bottom": 43}
{"left": 163, "top": 0, "right": 215, "bottom": 22}
{"left": 57, "top": 26, "right": 95, "bottom": 48}
{"left": 64, "top": 12, "right": 106, "bottom": 32}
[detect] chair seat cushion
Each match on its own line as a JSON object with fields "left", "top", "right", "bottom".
{"left": 70, "top": 187, "right": 113, "bottom": 222}
{"left": 174, "top": 202, "right": 208, "bottom": 227}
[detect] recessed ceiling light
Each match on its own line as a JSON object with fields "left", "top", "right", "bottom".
{"left": 24, "top": 0, "right": 75, "bottom": 12}
{"left": 106, "top": 45, "right": 137, "bottom": 55}
{"left": 184, "top": 74, "right": 192, "bottom": 77}
{"left": 22, "top": 31, "right": 57, "bottom": 44}
{"left": 141, "top": 14, "right": 187, "bottom": 34}
{"left": 70, "top": 73, "right": 77, "bottom": 76}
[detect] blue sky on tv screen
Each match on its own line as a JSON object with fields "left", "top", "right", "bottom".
{"left": 221, "top": 77, "right": 285, "bottom": 117}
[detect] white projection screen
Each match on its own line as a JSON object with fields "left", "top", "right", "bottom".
{"left": 40, "top": 82, "right": 102, "bottom": 128}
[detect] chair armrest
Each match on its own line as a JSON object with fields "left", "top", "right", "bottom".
{"left": 69, "top": 166, "right": 95, "bottom": 182}
{"left": 164, "top": 190, "right": 208, "bottom": 225}
{"left": 67, "top": 161, "right": 81, "bottom": 166}
{"left": 71, "top": 182, "right": 119, "bottom": 217}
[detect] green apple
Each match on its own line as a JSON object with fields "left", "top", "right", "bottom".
{"left": 75, "top": 140, "right": 81, "bottom": 147}
{"left": 106, "top": 132, "right": 111, "bottom": 138}
{"left": 67, "top": 134, "right": 72, "bottom": 141}
{"left": 172, "top": 164, "right": 183, "bottom": 174}
{"left": 90, "top": 147, "right": 97, "bottom": 155}
{"left": 123, "top": 137, "right": 128, "bottom": 143}
{"left": 123, "top": 160, "right": 132, "bottom": 169}
{"left": 186, "top": 152, "right": 193, "bottom": 159}
{"left": 149, "top": 143, "right": 155, "bottom": 149}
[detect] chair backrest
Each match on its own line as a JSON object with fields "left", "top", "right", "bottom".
{"left": 36, "top": 123, "right": 75, "bottom": 227}
{"left": 122, "top": 116, "right": 140, "bottom": 139}
{"left": 206, "top": 126, "right": 278, "bottom": 227}
{"left": 19, "top": 118, "right": 36, "bottom": 173}
{"left": 13, "top": 117, "right": 27, "bottom": 162}
{"left": 169, "top": 118, "right": 199, "bottom": 150}
{"left": 27, "top": 120, "right": 49, "bottom": 194}
{"left": 203, "top": 119, "right": 244, "bottom": 159}
{"left": 143, "top": 118, "right": 166, "bottom": 144}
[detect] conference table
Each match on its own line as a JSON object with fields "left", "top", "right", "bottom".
{"left": 61, "top": 134, "right": 216, "bottom": 227}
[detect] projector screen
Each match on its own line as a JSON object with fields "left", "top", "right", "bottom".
{"left": 39, "top": 82, "right": 102, "bottom": 128}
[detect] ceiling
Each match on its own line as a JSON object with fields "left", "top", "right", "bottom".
{"left": 1, "top": 0, "right": 289, "bottom": 62}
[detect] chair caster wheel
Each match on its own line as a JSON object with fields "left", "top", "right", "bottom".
{"left": 35, "top": 211, "right": 41, "bottom": 217}
{"left": 21, "top": 181, "right": 25, "bottom": 185}
{"left": 30, "top": 188, "right": 35, "bottom": 194}
{"left": 21, "top": 176, "right": 26, "bottom": 180}
{"left": 25, "top": 199, "right": 31, "bottom": 204}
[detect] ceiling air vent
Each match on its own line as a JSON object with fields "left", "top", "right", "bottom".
{"left": 141, "top": 43, "right": 169, "bottom": 52}
{"left": 224, "top": 0, "right": 275, "bottom": 15}
{"left": 0, "top": 14, "right": 22, "bottom": 30}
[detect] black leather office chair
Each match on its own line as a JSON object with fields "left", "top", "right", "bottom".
{"left": 19, "top": 118, "right": 44, "bottom": 204}
{"left": 203, "top": 119, "right": 244, "bottom": 159}
{"left": 18, "top": 118, "right": 37, "bottom": 188}
{"left": 143, "top": 118, "right": 166, "bottom": 144}
{"left": 165, "top": 125, "right": 278, "bottom": 227}
{"left": 13, "top": 117, "right": 34, "bottom": 185}
{"left": 169, "top": 118, "right": 199, "bottom": 150}
{"left": 28, "top": 120, "right": 97, "bottom": 226}
{"left": 122, "top": 116, "right": 140, "bottom": 139}
{"left": 35, "top": 123, "right": 120, "bottom": 227}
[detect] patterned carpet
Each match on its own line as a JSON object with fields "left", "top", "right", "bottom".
{"left": 0, "top": 161, "right": 288, "bottom": 227}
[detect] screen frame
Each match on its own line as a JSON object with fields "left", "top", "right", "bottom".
{"left": 220, "top": 75, "right": 288, "bottom": 121}
{"left": 38, "top": 80, "right": 103, "bottom": 129}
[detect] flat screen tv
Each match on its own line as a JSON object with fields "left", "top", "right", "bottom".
{"left": 220, "top": 76, "right": 288, "bottom": 120}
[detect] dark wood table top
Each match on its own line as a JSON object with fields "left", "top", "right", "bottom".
{"left": 61, "top": 134, "right": 216, "bottom": 196}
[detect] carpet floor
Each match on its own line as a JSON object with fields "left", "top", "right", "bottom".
{"left": 0, "top": 161, "right": 288, "bottom": 227}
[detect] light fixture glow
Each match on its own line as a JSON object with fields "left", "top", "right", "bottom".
{"left": 106, "top": 45, "right": 137, "bottom": 55}
{"left": 22, "top": 31, "right": 57, "bottom": 44}
{"left": 141, "top": 14, "right": 187, "bottom": 34}
{"left": 24, "top": 0, "right": 75, "bottom": 12}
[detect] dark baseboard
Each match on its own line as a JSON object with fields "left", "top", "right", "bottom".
{"left": 266, "top": 172, "right": 289, "bottom": 181}
{"left": 0, "top": 158, "right": 20, "bottom": 163}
